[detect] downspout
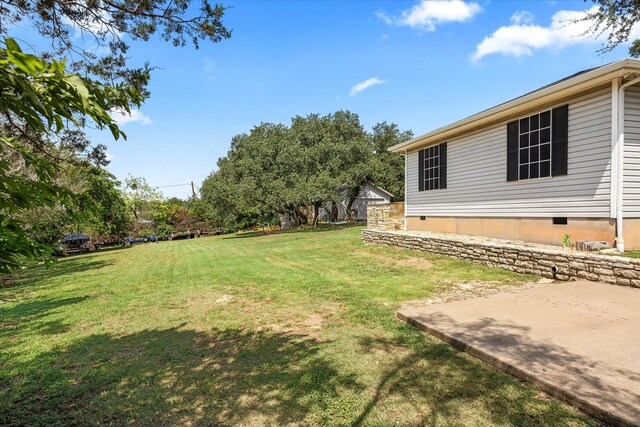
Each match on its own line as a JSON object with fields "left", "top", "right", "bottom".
{"left": 403, "top": 150, "right": 408, "bottom": 231}
{"left": 614, "top": 75, "right": 640, "bottom": 252}
{"left": 611, "top": 78, "right": 619, "bottom": 221}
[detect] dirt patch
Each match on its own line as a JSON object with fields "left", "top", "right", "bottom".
{"left": 401, "top": 278, "right": 556, "bottom": 310}
{"left": 393, "top": 257, "right": 433, "bottom": 269}
{"left": 183, "top": 292, "right": 236, "bottom": 308}
{"left": 214, "top": 295, "right": 233, "bottom": 304}
{"left": 356, "top": 251, "right": 433, "bottom": 269}
{"left": 302, "top": 314, "right": 324, "bottom": 329}
{"left": 185, "top": 294, "right": 212, "bottom": 307}
{"left": 256, "top": 303, "right": 340, "bottom": 340}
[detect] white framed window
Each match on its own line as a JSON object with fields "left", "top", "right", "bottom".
{"left": 418, "top": 142, "right": 447, "bottom": 191}
{"left": 422, "top": 145, "right": 440, "bottom": 190}
{"left": 518, "top": 110, "right": 552, "bottom": 180}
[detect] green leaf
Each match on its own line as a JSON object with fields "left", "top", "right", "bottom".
{"left": 4, "top": 37, "right": 21, "bottom": 53}
{"left": 64, "top": 74, "right": 91, "bottom": 110}
{"left": 5, "top": 44, "right": 46, "bottom": 74}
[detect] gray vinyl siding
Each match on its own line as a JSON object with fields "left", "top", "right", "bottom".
{"left": 406, "top": 88, "right": 612, "bottom": 218}
{"left": 624, "top": 86, "right": 640, "bottom": 218}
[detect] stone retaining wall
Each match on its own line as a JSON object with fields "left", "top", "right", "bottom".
{"left": 367, "top": 202, "right": 405, "bottom": 231}
{"left": 362, "top": 229, "right": 640, "bottom": 288}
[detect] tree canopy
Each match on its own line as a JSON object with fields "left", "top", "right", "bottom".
{"left": 0, "top": 38, "right": 136, "bottom": 272}
{"left": 200, "top": 111, "right": 411, "bottom": 231}
{"left": 582, "top": 0, "right": 640, "bottom": 57}
{"left": 0, "top": 0, "right": 231, "bottom": 95}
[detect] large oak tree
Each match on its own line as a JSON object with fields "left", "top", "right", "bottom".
{"left": 200, "top": 111, "right": 410, "bottom": 231}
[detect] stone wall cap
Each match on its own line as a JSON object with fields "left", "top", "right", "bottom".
{"left": 362, "top": 229, "right": 640, "bottom": 265}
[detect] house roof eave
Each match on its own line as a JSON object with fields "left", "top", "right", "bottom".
{"left": 366, "top": 184, "right": 394, "bottom": 199}
{"left": 390, "top": 59, "right": 640, "bottom": 153}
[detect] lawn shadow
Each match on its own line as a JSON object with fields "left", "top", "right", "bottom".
{"left": 282, "top": 223, "right": 363, "bottom": 233}
{"left": 224, "top": 224, "right": 363, "bottom": 240}
{"left": 0, "top": 257, "right": 115, "bottom": 293}
{"left": 86, "top": 244, "right": 134, "bottom": 255}
{"left": 223, "top": 230, "right": 263, "bottom": 239}
{"left": 0, "top": 326, "right": 362, "bottom": 426}
{"left": 0, "top": 296, "right": 88, "bottom": 330}
{"left": 58, "top": 244, "right": 134, "bottom": 258}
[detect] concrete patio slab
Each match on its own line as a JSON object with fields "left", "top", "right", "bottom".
{"left": 397, "top": 281, "right": 640, "bottom": 426}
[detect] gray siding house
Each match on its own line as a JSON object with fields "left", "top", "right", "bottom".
{"left": 391, "top": 59, "right": 640, "bottom": 251}
{"left": 336, "top": 185, "right": 393, "bottom": 221}
{"left": 319, "top": 185, "right": 393, "bottom": 221}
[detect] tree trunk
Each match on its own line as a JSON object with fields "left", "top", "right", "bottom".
{"left": 313, "top": 204, "right": 320, "bottom": 228}
{"left": 294, "top": 207, "right": 308, "bottom": 225}
{"left": 290, "top": 209, "right": 300, "bottom": 226}
{"left": 330, "top": 201, "right": 338, "bottom": 222}
{"left": 345, "top": 197, "right": 356, "bottom": 222}
{"left": 312, "top": 203, "right": 320, "bottom": 228}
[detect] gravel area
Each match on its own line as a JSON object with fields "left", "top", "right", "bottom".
{"left": 400, "top": 278, "right": 556, "bottom": 310}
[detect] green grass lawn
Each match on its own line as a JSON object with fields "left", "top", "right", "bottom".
{"left": 616, "top": 250, "right": 640, "bottom": 258}
{"left": 0, "top": 226, "right": 592, "bottom": 426}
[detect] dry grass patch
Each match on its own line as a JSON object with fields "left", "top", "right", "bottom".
{"left": 256, "top": 303, "right": 341, "bottom": 341}
{"left": 355, "top": 250, "right": 433, "bottom": 269}
{"left": 401, "top": 278, "right": 556, "bottom": 310}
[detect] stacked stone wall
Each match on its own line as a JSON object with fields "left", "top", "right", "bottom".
{"left": 367, "top": 203, "right": 405, "bottom": 231}
{"left": 362, "top": 229, "right": 640, "bottom": 288}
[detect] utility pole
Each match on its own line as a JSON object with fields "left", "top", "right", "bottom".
{"left": 191, "top": 181, "right": 196, "bottom": 201}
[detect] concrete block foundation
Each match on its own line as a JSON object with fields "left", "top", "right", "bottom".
{"left": 406, "top": 216, "right": 618, "bottom": 248}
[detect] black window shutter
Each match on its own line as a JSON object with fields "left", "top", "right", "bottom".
{"left": 418, "top": 149, "right": 425, "bottom": 191}
{"left": 552, "top": 104, "right": 569, "bottom": 176}
{"left": 439, "top": 142, "right": 447, "bottom": 189}
{"left": 507, "top": 120, "right": 519, "bottom": 181}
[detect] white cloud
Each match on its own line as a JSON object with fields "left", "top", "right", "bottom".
{"left": 105, "top": 152, "right": 115, "bottom": 162}
{"left": 472, "top": 6, "right": 640, "bottom": 61}
{"left": 62, "top": 9, "right": 121, "bottom": 39}
{"left": 350, "top": 77, "right": 386, "bottom": 96}
{"left": 510, "top": 11, "right": 535, "bottom": 25}
{"left": 61, "top": 8, "right": 120, "bottom": 56}
{"left": 377, "top": 0, "right": 482, "bottom": 31}
{"left": 110, "top": 108, "right": 153, "bottom": 126}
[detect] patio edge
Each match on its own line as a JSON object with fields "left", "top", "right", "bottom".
{"left": 397, "top": 311, "right": 635, "bottom": 427}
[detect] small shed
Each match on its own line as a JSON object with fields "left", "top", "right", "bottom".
{"left": 345, "top": 185, "right": 394, "bottom": 220}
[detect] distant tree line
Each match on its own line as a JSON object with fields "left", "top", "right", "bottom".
{"left": 121, "top": 176, "right": 207, "bottom": 240}
{"left": 199, "top": 110, "right": 411, "bottom": 231}
{"left": 6, "top": 158, "right": 207, "bottom": 265}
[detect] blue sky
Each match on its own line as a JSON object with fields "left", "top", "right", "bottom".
{"left": 14, "top": 1, "right": 640, "bottom": 198}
